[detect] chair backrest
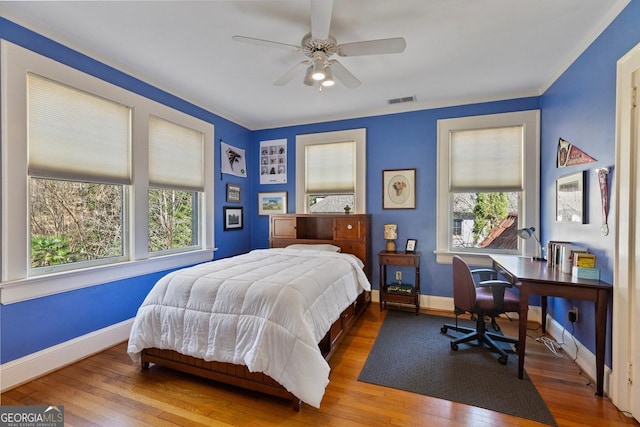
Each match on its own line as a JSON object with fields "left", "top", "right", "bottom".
{"left": 451, "top": 255, "right": 477, "bottom": 312}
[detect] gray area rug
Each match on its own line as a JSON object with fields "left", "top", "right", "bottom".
{"left": 358, "top": 310, "right": 557, "bottom": 426}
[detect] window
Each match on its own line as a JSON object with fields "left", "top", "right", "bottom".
{"left": 436, "top": 110, "right": 540, "bottom": 265}
{"left": 1, "top": 40, "right": 214, "bottom": 303}
{"left": 295, "top": 129, "right": 366, "bottom": 213}
{"left": 452, "top": 219, "right": 463, "bottom": 236}
{"left": 27, "top": 73, "right": 130, "bottom": 272}
{"left": 148, "top": 116, "right": 204, "bottom": 254}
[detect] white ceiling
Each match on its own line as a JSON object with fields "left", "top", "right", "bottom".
{"left": 0, "top": 1, "right": 629, "bottom": 130}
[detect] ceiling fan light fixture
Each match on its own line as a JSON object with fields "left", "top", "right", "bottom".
{"left": 321, "top": 65, "right": 334, "bottom": 87}
{"left": 311, "top": 52, "right": 326, "bottom": 80}
{"left": 303, "top": 65, "right": 315, "bottom": 86}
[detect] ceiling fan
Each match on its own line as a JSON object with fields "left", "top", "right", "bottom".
{"left": 232, "top": 0, "right": 407, "bottom": 90}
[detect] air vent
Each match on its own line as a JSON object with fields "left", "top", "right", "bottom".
{"left": 388, "top": 95, "right": 416, "bottom": 105}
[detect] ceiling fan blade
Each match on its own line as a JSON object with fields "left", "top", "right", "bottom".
{"left": 330, "top": 60, "right": 361, "bottom": 89}
{"left": 232, "top": 35, "right": 300, "bottom": 52}
{"left": 337, "top": 37, "right": 407, "bottom": 57}
{"left": 274, "top": 61, "right": 309, "bottom": 86}
{"left": 310, "top": 0, "right": 333, "bottom": 40}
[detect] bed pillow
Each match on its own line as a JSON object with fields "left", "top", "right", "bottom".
{"left": 285, "top": 244, "right": 341, "bottom": 252}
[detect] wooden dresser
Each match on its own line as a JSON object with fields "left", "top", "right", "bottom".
{"left": 269, "top": 213, "right": 372, "bottom": 280}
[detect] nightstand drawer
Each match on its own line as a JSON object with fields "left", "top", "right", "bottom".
{"left": 378, "top": 254, "right": 418, "bottom": 266}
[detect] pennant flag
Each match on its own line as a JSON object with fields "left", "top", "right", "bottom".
{"left": 221, "top": 141, "right": 247, "bottom": 177}
{"left": 557, "top": 138, "right": 597, "bottom": 168}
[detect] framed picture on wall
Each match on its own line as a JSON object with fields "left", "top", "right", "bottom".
{"left": 226, "top": 183, "right": 241, "bottom": 203}
{"left": 383, "top": 168, "right": 416, "bottom": 209}
{"left": 223, "top": 206, "right": 243, "bottom": 230}
{"left": 556, "top": 171, "right": 587, "bottom": 223}
{"left": 258, "top": 191, "right": 287, "bottom": 215}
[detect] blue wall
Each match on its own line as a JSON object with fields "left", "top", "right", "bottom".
{"left": 539, "top": 1, "right": 640, "bottom": 356}
{"left": 2, "top": 0, "right": 640, "bottom": 367}
{"left": 251, "top": 98, "right": 540, "bottom": 296}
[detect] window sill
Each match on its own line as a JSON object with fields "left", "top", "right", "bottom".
{"left": 0, "top": 249, "right": 215, "bottom": 304}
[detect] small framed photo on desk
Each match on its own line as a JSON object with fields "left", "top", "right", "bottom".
{"left": 405, "top": 239, "right": 417, "bottom": 252}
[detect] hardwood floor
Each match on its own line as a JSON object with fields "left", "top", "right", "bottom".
{"left": 2, "top": 305, "right": 638, "bottom": 426}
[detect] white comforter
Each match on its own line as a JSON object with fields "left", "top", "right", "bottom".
{"left": 127, "top": 247, "right": 371, "bottom": 408}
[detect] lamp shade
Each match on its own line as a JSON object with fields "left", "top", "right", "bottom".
{"left": 321, "top": 66, "right": 335, "bottom": 87}
{"left": 303, "top": 65, "right": 315, "bottom": 86}
{"left": 516, "top": 226, "right": 545, "bottom": 261}
{"left": 517, "top": 227, "right": 535, "bottom": 239}
{"left": 312, "top": 52, "right": 326, "bottom": 81}
{"left": 384, "top": 224, "right": 398, "bottom": 240}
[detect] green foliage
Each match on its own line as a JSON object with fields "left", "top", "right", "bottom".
{"left": 31, "top": 236, "right": 77, "bottom": 267}
{"left": 472, "top": 192, "right": 508, "bottom": 243}
{"left": 148, "top": 188, "right": 195, "bottom": 252}
{"left": 30, "top": 178, "right": 123, "bottom": 267}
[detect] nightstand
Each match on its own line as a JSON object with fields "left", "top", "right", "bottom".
{"left": 378, "top": 251, "right": 421, "bottom": 314}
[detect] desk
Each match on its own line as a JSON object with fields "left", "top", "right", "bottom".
{"left": 490, "top": 255, "right": 612, "bottom": 397}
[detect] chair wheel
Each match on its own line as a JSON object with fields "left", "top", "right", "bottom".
{"left": 451, "top": 342, "right": 458, "bottom": 351}
{"left": 498, "top": 355, "right": 508, "bottom": 365}
{"left": 440, "top": 326, "right": 447, "bottom": 333}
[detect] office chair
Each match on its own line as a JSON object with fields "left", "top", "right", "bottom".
{"left": 440, "top": 255, "right": 520, "bottom": 364}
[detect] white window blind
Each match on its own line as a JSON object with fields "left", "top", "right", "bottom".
{"left": 305, "top": 141, "right": 355, "bottom": 193}
{"left": 148, "top": 116, "right": 204, "bottom": 191}
{"left": 27, "top": 73, "right": 131, "bottom": 183}
{"left": 449, "top": 126, "right": 523, "bottom": 192}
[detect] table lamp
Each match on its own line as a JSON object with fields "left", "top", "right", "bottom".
{"left": 384, "top": 224, "right": 398, "bottom": 252}
{"left": 517, "top": 226, "right": 545, "bottom": 261}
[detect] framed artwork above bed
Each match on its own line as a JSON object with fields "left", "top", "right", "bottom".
{"left": 223, "top": 206, "right": 243, "bottom": 230}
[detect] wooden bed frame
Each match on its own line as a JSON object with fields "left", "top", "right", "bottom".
{"left": 140, "top": 215, "right": 371, "bottom": 410}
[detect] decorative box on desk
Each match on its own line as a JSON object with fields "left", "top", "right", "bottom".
{"left": 378, "top": 251, "right": 421, "bottom": 314}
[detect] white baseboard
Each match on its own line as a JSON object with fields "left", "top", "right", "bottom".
{"left": 0, "top": 318, "right": 134, "bottom": 391}
{"left": 545, "top": 314, "right": 610, "bottom": 394}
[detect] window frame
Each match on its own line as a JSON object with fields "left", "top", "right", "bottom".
{"left": 295, "top": 128, "right": 366, "bottom": 213}
{"left": 435, "top": 110, "right": 540, "bottom": 266}
{"left": 0, "top": 40, "right": 214, "bottom": 304}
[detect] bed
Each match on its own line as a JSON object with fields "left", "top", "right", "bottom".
{"left": 127, "top": 244, "right": 371, "bottom": 410}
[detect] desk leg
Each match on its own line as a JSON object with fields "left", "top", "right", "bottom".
{"left": 518, "top": 286, "right": 530, "bottom": 380}
{"left": 594, "top": 289, "right": 608, "bottom": 397}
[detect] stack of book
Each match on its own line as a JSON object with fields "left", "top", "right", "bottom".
{"left": 547, "top": 241, "right": 589, "bottom": 273}
{"left": 572, "top": 253, "right": 600, "bottom": 279}
{"left": 386, "top": 283, "right": 414, "bottom": 293}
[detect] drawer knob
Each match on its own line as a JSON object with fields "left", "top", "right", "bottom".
{"left": 347, "top": 224, "right": 353, "bottom": 230}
